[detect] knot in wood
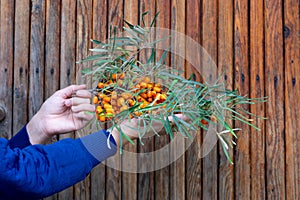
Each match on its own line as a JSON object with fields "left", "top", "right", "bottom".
{"left": 0, "top": 106, "right": 6, "bottom": 122}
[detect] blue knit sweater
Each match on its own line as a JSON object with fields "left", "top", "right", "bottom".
{"left": 0, "top": 126, "right": 117, "bottom": 200}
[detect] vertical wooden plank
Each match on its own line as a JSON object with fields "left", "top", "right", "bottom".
{"left": 234, "top": 0, "right": 251, "bottom": 199}
{"left": 13, "top": 0, "right": 30, "bottom": 134}
{"left": 29, "top": 0, "right": 46, "bottom": 118}
{"left": 284, "top": 0, "right": 300, "bottom": 199}
{"left": 202, "top": 0, "right": 218, "bottom": 199}
{"left": 0, "top": 0, "right": 14, "bottom": 139}
{"left": 57, "top": 0, "right": 76, "bottom": 199}
{"left": 45, "top": 0, "right": 61, "bottom": 99}
{"left": 75, "top": 0, "right": 93, "bottom": 199}
{"left": 154, "top": 1, "right": 171, "bottom": 199}
{"left": 137, "top": 2, "right": 156, "bottom": 200}
{"left": 106, "top": 1, "right": 123, "bottom": 199}
{"left": 90, "top": 1, "right": 108, "bottom": 200}
{"left": 170, "top": 0, "right": 186, "bottom": 200}
{"left": 218, "top": 0, "right": 234, "bottom": 199}
{"left": 122, "top": 1, "right": 138, "bottom": 200}
{"left": 44, "top": 0, "right": 61, "bottom": 193}
{"left": 264, "top": 0, "right": 286, "bottom": 199}
{"left": 185, "top": 0, "right": 202, "bottom": 200}
{"left": 249, "top": 0, "right": 266, "bottom": 199}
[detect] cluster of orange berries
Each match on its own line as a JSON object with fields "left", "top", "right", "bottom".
{"left": 93, "top": 74, "right": 168, "bottom": 122}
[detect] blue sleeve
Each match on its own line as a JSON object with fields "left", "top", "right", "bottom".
{"left": 0, "top": 130, "right": 117, "bottom": 200}
{"left": 8, "top": 125, "right": 31, "bottom": 149}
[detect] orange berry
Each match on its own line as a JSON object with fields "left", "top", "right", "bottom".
{"left": 103, "top": 96, "right": 111, "bottom": 103}
{"left": 97, "top": 82, "right": 104, "bottom": 88}
{"left": 93, "top": 96, "right": 99, "bottom": 104}
{"left": 147, "top": 83, "right": 153, "bottom": 89}
{"left": 151, "top": 91, "right": 157, "bottom": 97}
{"left": 153, "top": 86, "right": 161, "bottom": 93}
{"left": 140, "top": 82, "right": 147, "bottom": 88}
{"left": 160, "top": 94, "right": 167, "bottom": 101}
{"left": 201, "top": 119, "right": 209, "bottom": 125}
{"left": 96, "top": 106, "right": 103, "bottom": 113}
{"left": 128, "top": 99, "right": 135, "bottom": 106}
{"left": 112, "top": 74, "right": 117, "bottom": 80}
{"left": 148, "top": 97, "right": 153, "bottom": 102}
{"left": 141, "top": 92, "right": 148, "bottom": 99}
{"left": 106, "top": 108, "right": 114, "bottom": 114}
{"left": 147, "top": 91, "right": 152, "bottom": 98}
{"left": 119, "top": 73, "right": 125, "bottom": 79}
{"left": 99, "top": 116, "right": 106, "bottom": 122}
{"left": 98, "top": 93, "right": 105, "bottom": 99}
{"left": 103, "top": 103, "right": 112, "bottom": 109}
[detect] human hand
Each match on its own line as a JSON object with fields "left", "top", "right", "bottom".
{"left": 27, "top": 85, "right": 95, "bottom": 144}
{"left": 110, "top": 114, "right": 188, "bottom": 147}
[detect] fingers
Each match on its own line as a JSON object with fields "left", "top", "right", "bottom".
{"left": 64, "top": 96, "right": 91, "bottom": 107}
{"left": 73, "top": 111, "right": 94, "bottom": 121}
{"left": 59, "top": 84, "right": 87, "bottom": 98}
{"left": 74, "top": 89, "right": 91, "bottom": 98}
{"left": 71, "top": 103, "right": 95, "bottom": 113}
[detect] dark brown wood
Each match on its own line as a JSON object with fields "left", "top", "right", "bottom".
{"left": 0, "top": 1, "right": 298, "bottom": 199}
{"left": 74, "top": 0, "right": 93, "bottom": 199}
{"left": 218, "top": 0, "right": 234, "bottom": 199}
{"left": 0, "top": 106, "right": 6, "bottom": 122}
{"left": 202, "top": 0, "right": 218, "bottom": 199}
{"left": 284, "top": 0, "right": 300, "bottom": 199}
{"left": 185, "top": 0, "right": 202, "bottom": 200}
{"left": 137, "top": 1, "right": 156, "bottom": 200}
{"left": 89, "top": 1, "right": 108, "bottom": 200}
{"left": 122, "top": 1, "right": 138, "bottom": 200}
{"left": 264, "top": 0, "right": 286, "bottom": 199}
{"left": 250, "top": 0, "right": 266, "bottom": 199}
{"left": 0, "top": 0, "right": 14, "bottom": 139}
{"left": 13, "top": 0, "right": 30, "bottom": 134}
{"left": 154, "top": 1, "right": 171, "bottom": 200}
{"left": 29, "top": 0, "right": 46, "bottom": 119}
{"left": 45, "top": 0, "right": 60, "bottom": 99}
{"left": 106, "top": 1, "right": 123, "bottom": 200}
{"left": 234, "top": 0, "right": 251, "bottom": 199}
{"left": 57, "top": 0, "right": 77, "bottom": 199}
{"left": 170, "top": 1, "right": 186, "bottom": 200}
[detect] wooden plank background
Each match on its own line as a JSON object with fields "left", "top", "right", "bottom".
{"left": 0, "top": 0, "right": 299, "bottom": 199}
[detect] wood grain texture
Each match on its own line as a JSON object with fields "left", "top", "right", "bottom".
{"left": 45, "top": 0, "right": 61, "bottom": 99}
{"left": 250, "top": 0, "right": 266, "bottom": 199}
{"left": 0, "top": 0, "right": 14, "bottom": 139}
{"left": 264, "top": 0, "right": 286, "bottom": 199}
{"left": 0, "top": 1, "right": 297, "bottom": 199}
{"left": 234, "top": 0, "right": 251, "bottom": 199}
{"left": 170, "top": 0, "right": 186, "bottom": 200}
{"left": 75, "top": 0, "right": 93, "bottom": 199}
{"left": 106, "top": 1, "right": 123, "bottom": 200}
{"left": 122, "top": 1, "right": 138, "bottom": 200}
{"left": 218, "top": 0, "right": 234, "bottom": 199}
{"left": 13, "top": 0, "right": 30, "bottom": 134}
{"left": 185, "top": 0, "right": 202, "bottom": 200}
{"left": 154, "top": 0, "right": 171, "bottom": 199}
{"left": 89, "top": 1, "right": 108, "bottom": 200}
{"left": 202, "top": 0, "right": 218, "bottom": 199}
{"left": 57, "top": 0, "right": 77, "bottom": 198}
{"left": 283, "top": 0, "right": 300, "bottom": 199}
{"left": 137, "top": 1, "right": 156, "bottom": 200}
{"left": 29, "top": 0, "right": 45, "bottom": 118}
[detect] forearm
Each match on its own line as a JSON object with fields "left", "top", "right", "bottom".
{"left": 0, "top": 130, "right": 116, "bottom": 199}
